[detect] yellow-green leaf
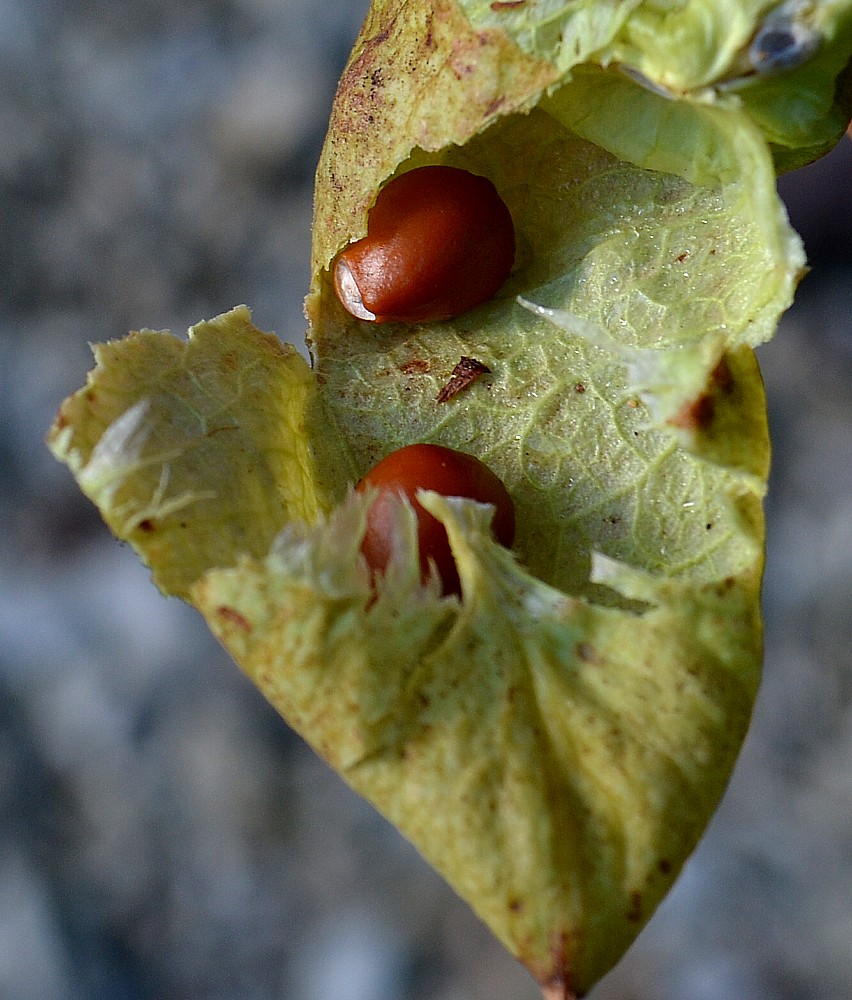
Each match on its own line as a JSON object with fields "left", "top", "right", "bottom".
{"left": 47, "top": 307, "right": 355, "bottom": 600}
{"left": 48, "top": 1, "right": 852, "bottom": 996}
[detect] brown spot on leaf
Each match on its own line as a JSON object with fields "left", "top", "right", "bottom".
{"left": 576, "top": 642, "right": 599, "bottom": 664}
{"left": 709, "top": 356, "right": 734, "bottom": 393}
{"left": 399, "top": 358, "right": 431, "bottom": 375}
{"left": 491, "top": 0, "right": 527, "bottom": 8}
{"left": 672, "top": 391, "right": 716, "bottom": 430}
{"left": 137, "top": 518, "right": 156, "bottom": 533}
{"left": 669, "top": 356, "right": 734, "bottom": 431}
{"left": 658, "top": 858, "right": 673, "bottom": 875}
{"left": 206, "top": 424, "right": 236, "bottom": 438}
{"left": 574, "top": 382, "right": 586, "bottom": 394}
{"left": 449, "top": 33, "right": 491, "bottom": 79}
{"left": 627, "top": 891, "right": 644, "bottom": 922}
{"left": 216, "top": 606, "right": 253, "bottom": 632}
{"left": 436, "top": 356, "right": 491, "bottom": 403}
{"left": 451, "top": 58, "right": 474, "bottom": 79}
{"left": 333, "top": 27, "right": 391, "bottom": 135}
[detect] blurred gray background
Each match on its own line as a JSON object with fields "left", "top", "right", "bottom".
{"left": 1, "top": 2, "right": 851, "bottom": 999}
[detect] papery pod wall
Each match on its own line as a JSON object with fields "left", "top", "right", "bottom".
{"left": 48, "top": 1, "right": 852, "bottom": 996}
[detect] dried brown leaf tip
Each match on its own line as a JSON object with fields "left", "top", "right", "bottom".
{"left": 436, "top": 356, "right": 491, "bottom": 403}
{"left": 540, "top": 986, "right": 579, "bottom": 1000}
{"left": 490, "top": 0, "right": 527, "bottom": 10}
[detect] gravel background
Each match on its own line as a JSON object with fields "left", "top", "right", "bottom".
{"left": 2, "top": 3, "right": 851, "bottom": 999}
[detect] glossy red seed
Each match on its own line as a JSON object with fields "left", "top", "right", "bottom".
{"left": 356, "top": 443, "right": 515, "bottom": 596}
{"left": 334, "top": 165, "right": 515, "bottom": 324}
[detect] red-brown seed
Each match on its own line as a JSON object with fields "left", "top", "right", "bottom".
{"left": 334, "top": 165, "right": 515, "bottom": 324}
{"left": 356, "top": 443, "right": 515, "bottom": 596}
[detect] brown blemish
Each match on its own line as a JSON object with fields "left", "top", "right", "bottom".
{"left": 399, "top": 358, "right": 431, "bottom": 375}
{"left": 658, "top": 858, "right": 673, "bottom": 875}
{"left": 450, "top": 56, "right": 474, "bottom": 78}
{"left": 669, "top": 356, "right": 734, "bottom": 432}
{"left": 709, "top": 356, "right": 734, "bottom": 393}
{"left": 672, "top": 391, "right": 716, "bottom": 430}
{"left": 491, "top": 0, "right": 527, "bottom": 8}
{"left": 534, "top": 929, "right": 582, "bottom": 1000}
{"left": 574, "top": 382, "right": 586, "bottom": 394}
{"left": 137, "top": 518, "right": 156, "bottom": 533}
{"left": 216, "top": 606, "right": 253, "bottom": 632}
{"left": 449, "top": 32, "right": 491, "bottom": 80}
{"left": 436, "top": 356, "right": 491, "bottom": 403}
{"left": 627, "top": 890, "right": 643, "bottom": 923}
{"left": 575, "top": 642, "right": 599, "bottom": 664}
{"left": 333, "top": 27, "right": 390, "bottom": 134}
{"left": 508, "top": 897, "right": 523, "bottom": 913}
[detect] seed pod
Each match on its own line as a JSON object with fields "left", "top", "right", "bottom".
{"left": 356, "top": 443, "right": 515, "bottom": 596}
{"left": 334, "top": 165, "right": 516, "bottom": 324}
